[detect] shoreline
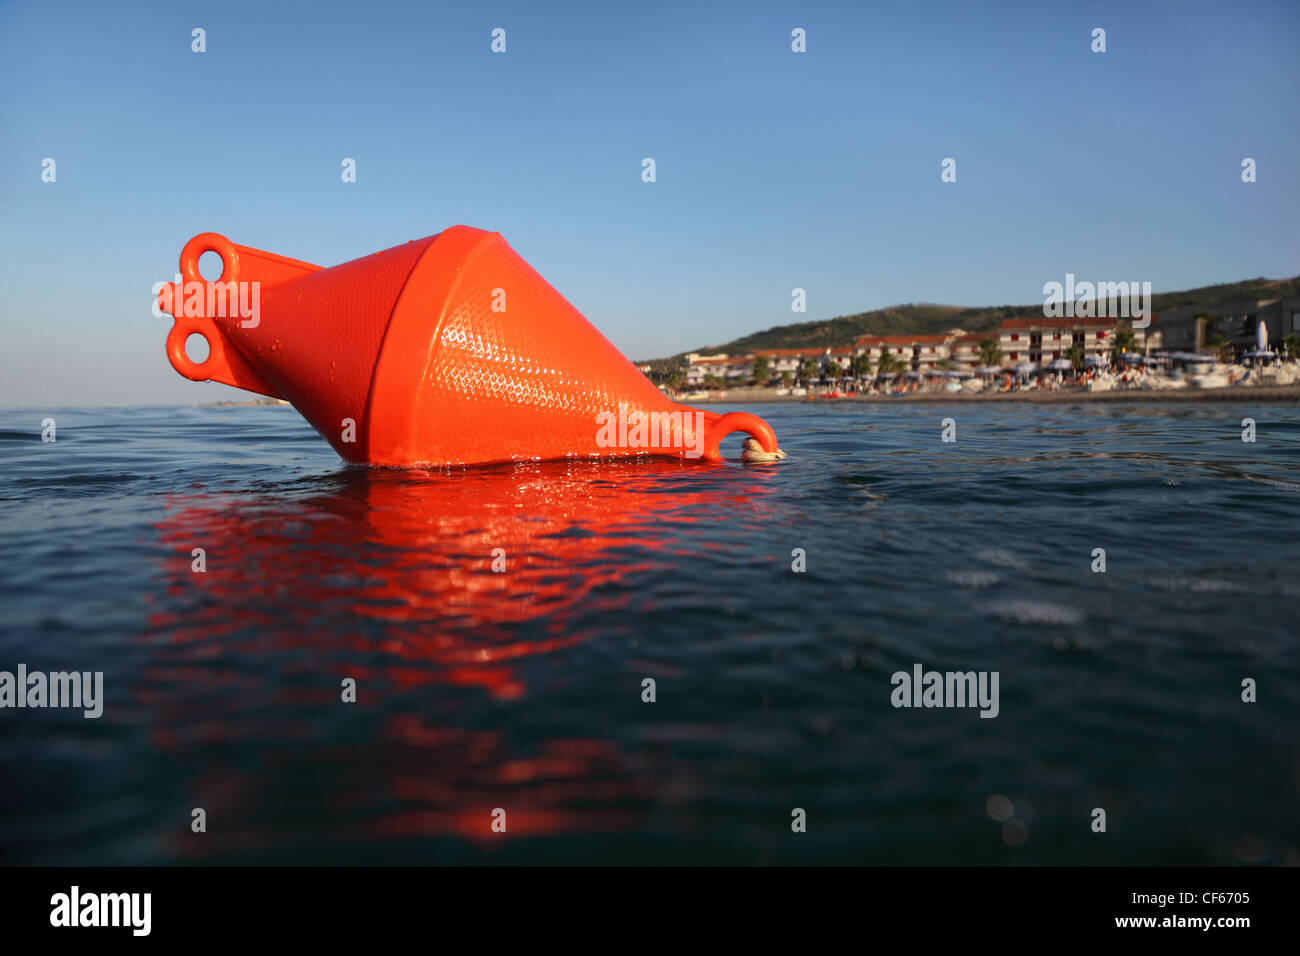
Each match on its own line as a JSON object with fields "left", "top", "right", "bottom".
{"left": 688, "top": 384, "right": 1300, "bottom": 404}
{"left": 199, "top": 385, "right": 1300, "bottom": 409}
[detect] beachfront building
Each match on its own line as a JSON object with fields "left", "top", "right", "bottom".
{"left": 853, "top": 336, "right": 881, "bottom": 367}
{"left": 684, "top": 353, "right": 722, "bottom": 385}
{"left": 910, "top": 333, "right": 952, "bottom": 370}
{"left": 759, "top": 348, "right": 817, "bottom": 378}
{"left": 684, "top": 352, "right": 753, "bottom": 385}
{"left": 855, "top": 333, "right": 955, "bottom": 371}
{"left": 856, "top": 335, "right": 909, "bottom": 369}
{"left": 826, "top": 345, "right": 856, "bottom": 372}
{"left": 1149, "top": 296, "right": 1300, "bottom": 357}
{"left": 756, "top": 348, "right": 862, "bottom": 381}
{"left": 687, "top": 348, "right": 841, "bottom": 385}
{"left": 1286, "top": 297, "right": 1300, "bottom": 339}
{"left": 997, "top": 317, "right": 1130, "bottom": 366}
{"left": 949, "top": 332, "right": 989, "bottom": 371}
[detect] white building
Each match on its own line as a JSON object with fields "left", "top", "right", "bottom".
{"left": 757, "top": 348, "right": 817, "bottom": 378}
{"left": 997, "top": 317, "right": 1133, "bottom": 366}
{"left": 855, "top": 332, "right": 956, "bottom": 371}
{"left": 684, "top": 352, "right": 753, "bottom": 385}
{"left": 950, "top": 332, "right": 989, "bottom": 370}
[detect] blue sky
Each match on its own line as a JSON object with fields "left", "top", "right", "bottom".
{"left": 1, "top": 0, "right": 1297, "bottom": 406}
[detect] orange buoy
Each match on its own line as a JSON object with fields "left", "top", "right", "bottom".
{"left": 158, "top": 228, "right": 780, "bottom": 467}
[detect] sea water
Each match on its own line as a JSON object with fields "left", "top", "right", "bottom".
{"left": 1, "top": 401, "right": 1297, "bottom": 864}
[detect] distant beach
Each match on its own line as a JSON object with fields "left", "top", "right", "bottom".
{"left": 685, "top": 384, "right": 1300, "bottom": 404}
{"left": 207, "top": 385, "right": 1300, "bottom": 409}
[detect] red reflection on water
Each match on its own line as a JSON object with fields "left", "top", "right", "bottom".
{"left": 143, "top": 459, "right": 780, "bottom": 854}
{"left": 150, "top": 459, "right": 780, "bottom": 667}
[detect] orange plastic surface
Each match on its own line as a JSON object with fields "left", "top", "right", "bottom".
{"left": 159, "top": 228, "right": 780, "bottom": 467}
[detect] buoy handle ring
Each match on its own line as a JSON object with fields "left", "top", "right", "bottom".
{"left": 700, "top": 411, "right": 779, "bottom": 461}
{"left": 162, "top": 233, "right": 242, "bottom": 381}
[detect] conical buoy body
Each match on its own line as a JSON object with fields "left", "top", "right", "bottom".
{"left": 159, "top": 227, "right": 779, "bottom": 467}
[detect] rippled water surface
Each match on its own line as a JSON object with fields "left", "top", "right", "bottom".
{"left": 1, "top": 402, "right": 1298, "bottom": 864}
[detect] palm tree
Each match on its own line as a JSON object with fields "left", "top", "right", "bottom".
{"left": 1199, "top": 315, "right": 1230, "bottom": 360}
{"left": 780, "top": 370, "right": 794, "bottom": 387}
{"left": 799, "top": 359, "right": 821, "bottom": 384}
{"left": 1204, "top": 332, "right": 1230, "bottom": 362}
{"left": 703, "top": 374, "right": 722, "bottom": 390}
{"left": 1283, "top": 334, "right": 1299, "bottom": 362}
{"left": 1065, "top": 344, "right": 1084, "bottom": 374}
{"left": 1109, "top": 323, "right": 1138, "bottom": 364}
{"left": 977, "top": 337, "right": 1001, "bottom": 368}
{"left": 752, "top": 355, "right": 771, "bottom": 385}
{"left": 850, "top": 352, "right": 873, "bottom": 380}
{"left": 876, "top": 350, "right": 905, "bottom": 379}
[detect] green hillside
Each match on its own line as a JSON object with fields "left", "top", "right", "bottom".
{"left": 639, "top": 275, "right": 1300, "bottom": 375}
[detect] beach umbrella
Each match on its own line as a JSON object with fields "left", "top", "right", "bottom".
{"left": 976, "top": 365, "right": 1001, "bottom": 376}
{"left": 1242, "top": 349, "right": 1276, "bottom": 360}
{"left": 1045, "top": 358, "right": 1072, "bottom": 371}
{"left": 1013, "top": 362, "right": 1038, "bottom": 375}
{"left": 1083, "top": 354, "right": 1105, "bottom": 367}
{"left": 1121, "top": 353, "right": 1146, "bottom": 364}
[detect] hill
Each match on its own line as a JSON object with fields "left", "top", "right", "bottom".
{"left": 639, "top": 275, "right": 1300, "bottom": 375}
